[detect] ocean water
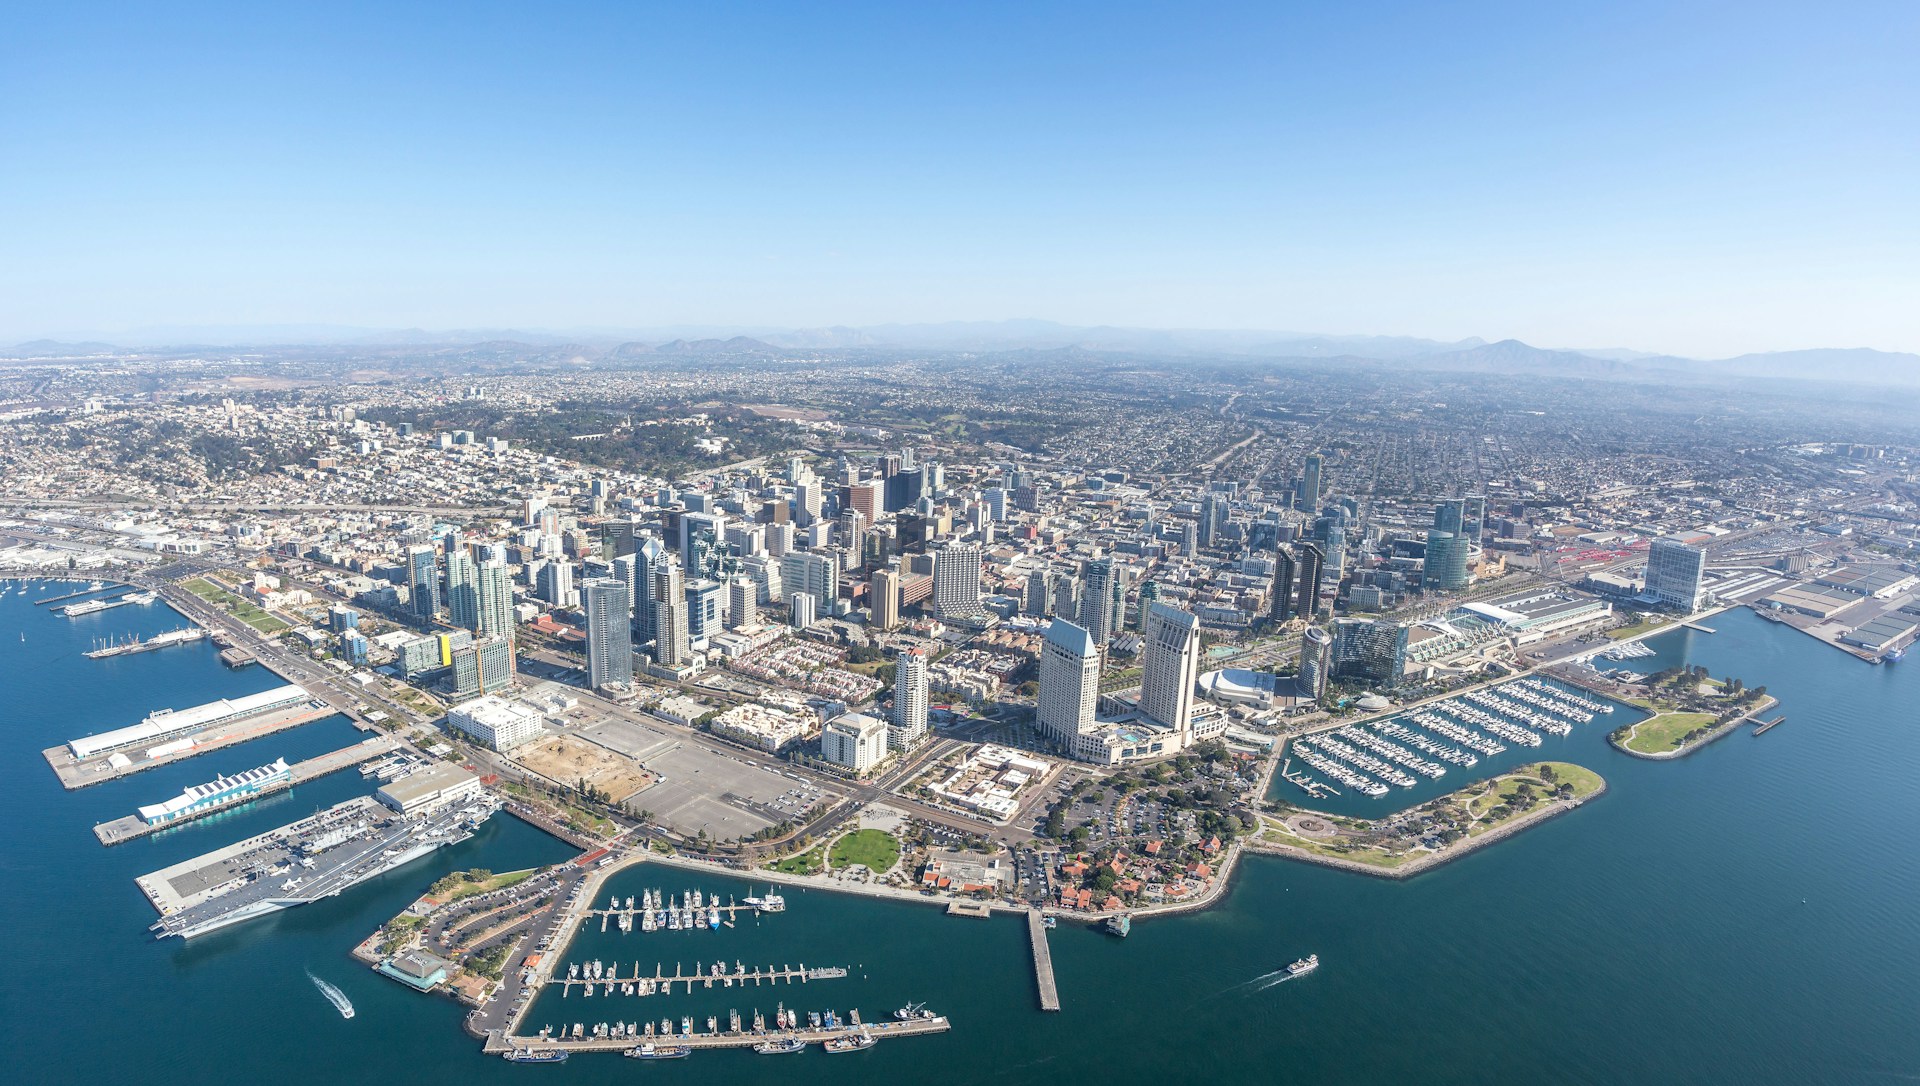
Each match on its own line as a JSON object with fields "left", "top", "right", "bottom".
{"left": 2, "top": 581, "right": 1915, "bottom": 1084}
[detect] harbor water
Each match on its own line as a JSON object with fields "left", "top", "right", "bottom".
{"left": 2, "top": 581, "right": 1917, "bottom": 1084}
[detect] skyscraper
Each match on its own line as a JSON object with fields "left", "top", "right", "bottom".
{"left": 1037, "top": 618, "right": 1100, "bottom": 751}
{"left": 1298, "top": 626, "right": 1331, "bottom": 700}
{"left": 685, "top": 578, "right": 724, "bottom": 642}
{"left": 1052, "top": 572, "right": 1079, "bottom": 622}
{"left": 789, "top": 591, "right": 818, "bottom": 629}
{"left": 1331, "top": 618, "right": 1409, "bottom": 687}
{"left": 1424, "top": 530, "right": 1471, "bottom": 590}
{"left": 1023, "top": 569, "right": 1049, "bottom": 617}
{"left": 536, "top": 560, "right": 574, "bottom": 609}
{"left": 406, "top": 544, "right": 440, "bottom": 624}
{"left": 1294, "top": 542, "right": 1324, "bottom": 621}
{"left": 1432, "top": 498, "right": 1465, "bottom": 537}
{"left": 582, "top": 577, "right": 633, "bottom": 690}
{"left": 445, "top": 547, "right": 479, "bottom": 632}
{"left": 1139, "top": 601, "right": 1200, "bottom": 735}
{"left": 1079, "top": 556, "right": 1115, "bottom": 646}
{"left": 633, "top": 536, "right": 665, "bottom": 645}
{"left": 891, "top": 647, "right": 929, "bottom": 750}
{"left": 650, "top": 561, "right": 689, "bottom": 666}
{"left": 1646, "top": 537, "right": 1707, "bottom": 611}
{"left": 451, "top": 635, "right": 513, "bottom": 698}
{"left": 1300, "top": 452, "right": 1324, "bottom": 513}
{"left": 931, "top": 542, "right": 983, "bottom": 618}
{"left": 728, "top": 578, "right": 758, "bottom": 629}
{"left": 870, "top": 568, "right": 902, "bottom": 630}
{"left": 1270, "top": 547, "right": 1297, "bottom": 622}
{"left": 476, "top": 558, "right": 514, "bottom": 640}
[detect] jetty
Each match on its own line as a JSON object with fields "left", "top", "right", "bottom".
{"left": 1752, "top": 715, "right": 1787, "bottom": 736}
{"left": 35, "top": 584, "right": 122, "bottom": 606}
{"left": 91, "top": 736, "right": 400, "bottom": 845}
{"left": 1028, "top": 909, "right": 1060, "bottom": 1012}
{"left": 551, "top": 961, "right": 841, "bottom": 997}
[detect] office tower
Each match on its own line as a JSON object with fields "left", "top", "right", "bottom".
{"left": 1300, "top": 452, "right": 1324, "bottom": 512}
{"left": 870, "top": 568, "right": 902, "bottom": 630}
{"left": 1136, "top": 579, "right": 1160, "bottom": 632}
{"left": 536, "top": 560, "right": 574, "bottom": 608}
{"left": 612, "top": 552, "right": 638, "bottom": 600}
{"left": 1024, "top": 569, "right": 1050, "bottom": 616}
{"left": 451, "top": 635, "right": 514, "bottom": 698}
{"left": 1298, "top": 626, "right": 1332, "bottom": 699}
{"left": 475, "top": 558, "right": 513, "bottom": 640}
{"left": 793, "top": 478, "right": 823, "bottom": 526}
{"left": 932, "top": 542, "right": 983, "bottom": 618}
{"left": 1432, "top": 498, "right": 1465, "bottom": 537}
{"left": 632, "top": 537, "right": 665, "bottom": 645}
{"left": 728, "top": 578, "right": 758, "bottom": 629}
{"left": 1646, "top": 537, "right": 1707, "bottom": 611}
{"left": 1181, "top": 520, "right": 1199, "bottom": 557}
{"left": 891, "top": 648, "right": 929, "bottom": 750}
{"left": 328, "top": 604, "right": 359, "bottom": 633}
{"left": 685, "top": 578, "right": 724, "bottom": 642}
{"left": 1424, "top": 530, "right": 1471, "bottom": 590}
{"left": 444, "top": 548, "right": 479, "bottom": 631}
{"left": 1331, "top": 618, "right": 1410, "bottom": 686}
{"left": 1200, "top": 492, "right": 1226, "bottom": 548}
{"left": 406, "top": 544, "right": 440, "bottom": 623}
{"left": 682, "top": 510, "right": 729, "bottom": 575}
{"left": 1079, "top": 556, "right": 1115, "bottom": 645}
{"left": 1270, "top": 547, "right": 1297, "bottom": 622}
{"left": 780, "top": 549, "right": 840, "bottom": 606}
{"left": 582, "top": 577, "right": 633, "bottom": 689}
{"left": 844, "top": 480, "right": 883, "bottom": 523}
{"left": 651, "top": 561, "right": 689, "bottom": 666}
{"left": 1139, "top": 601, "right": 1200, "bottom": 734}
{"left": 1294, "top": 542, "right": 1324, "bottom": 620}
{"left": 789, "top": 591, "right": 818, "bottom": 629}
{"left": 984, "top": 487, "right": 1009, "bottom": 522}
{"left": 1462, "top": 495, "right": 1487, "bottom": 549}
{"left": 766, "top": 520, "right": 795, "bottom": 558}
{"left": 1037, "top": 618, "right": 1101, "bottom": 751}
{"left": 1052, "top": 572, "right": 1079, "bottom": 621}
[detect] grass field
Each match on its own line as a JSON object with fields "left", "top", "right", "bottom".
{"left": 1608, "top": 617, "right": 1674, "bottom": 640}
{"left": 183, "top": 577, "right": 290, "bottom": 634}
{"left": 767, "top": 845, "right": 826, "bottom": 876}
{"left": 1618, "top": 712, "right": 1719, "bottom": 754}
{"left": 431, "top": 868, "right": 535, "bottom": 903}
{"left": 828, "top": 828, "right": 901, "bottom": 872}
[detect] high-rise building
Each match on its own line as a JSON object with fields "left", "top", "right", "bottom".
{"left": 451, "top": 635, "right": 514, "bottom": 698}
{"left": 536, "top": 560, "right": 574, "bottom": 609}
{"left": 632, "top": 536, "right": 665, "bottom": 645}
{"left": 1052, "top": 572, "right": 1078, "bottom": 620}
{"left": 1331, "top": 618, "right": 1409, "bottom": 687}
{"left": 445, "top": 548, "right": 479, "bottom": 631}
{"left": 650, "top": 561, "right": 689, "bottom": 666}
{"left": 870, "top": 568, "right": 902, "bottom": 630}
{"left": 1424, "top": 530, "right": 1471, "bottom": 590}
{"left": 582, "top": 577, "right": 633, "bottom": 690}
{"left": 1037, "top": 619, "right": 1100, "bottom": 751}
{"left": 1079, "top": 556, "right": 1116, "bottom": 646}
{"left": 1462, "top": 495, "right": 1487, "bottom": 550}
{"left": 406, "top": 544, "right": 440, "bottom": 624}
{"left": 1300, "top": 452, "right": 1324, "bottom": 512}
{"left": 728, "top": 578, "right": 758, "bottom": 629}
{"left": 1646, "top": 537, "right": 1707, "bottom": 611}
{"left": 931, "top": 542, "right": 983, "bottom": 618}
{"left": 1139, "top": 601, "right": 1200, "bottom": 734}
{"left": 1432, "top": 498, "right": 1465, "bottom": 537}
{"left": 1294, "top": 542, "right": 1324, "bottom": 620}
{"left": 789, "top": 591, "right": 818, "bottom": 629}
{"left": 891, "top": 648, "right": 929, "bottom": 750}
{"left": 780, "top": 550, "right": 840, "bottom": 607}
{"left": 1199, "top": 493, "right": 1221, "bottom": 548}
{"left": 685, "top": 578, "right": 724, "bottom": 642}
{"left": 820, "top": 712, "right": 891, "bottom": 775}
{"left": 1023, "top": 569, "right": 1049, "bottom": 616}
{"left": 1298, "top": 626, "right": 1331, "bottom": 700}
{"left": 1270, "top": 547, "right": 1297, "bottom": 622}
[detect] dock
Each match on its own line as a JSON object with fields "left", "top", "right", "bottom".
{"left": 219, "top": 647, "right": 257, "bottom": 668}
{"left": 583, "top": 900, "right": 772, "bottom": 928}
{"left": 1027, "top": 909, "right": 1061, "bottom": 1012}
{"left": 35, "top": 584, "right": 123, "bottom": 606}
{"left": 44, "top": 700, "right": 336, "bottom": 790}
{"left": 1752, "top": 715, "right": 1787, "bottom": 736}
{"left": 1680, "top": 621, "right": 1717, "bottom": 633}
{"left": 91, "top": 737, "right": 400, "bottom": 845}
{"left": 489, "top": 1015, "right": 952, "bottom": 1055}
{"left": 551, "top": 962, "right": 841, "bottom": 997}
{"left": 945, "top": 900, "right": 992, "bottom": 918}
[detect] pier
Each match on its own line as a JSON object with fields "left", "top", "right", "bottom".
{"left": 551, "top": 962, "right": 841, "bottom": 996}
{"left": 1752, "top": 715, "right": 1788, "bottom": 736}
{"left": 44, "top": 689, "right": 333, "bottom": 790}
{"left": 488, "top": 1014, "right": 952, "bottom": 1055}
{"left": 35, "top": 584, "right": 123, "bottom": 606}
{"left": 91, "top": 736, "right": 400, "bottom": 845}
{"left": 1027, "top": 909, "right": 1061, "bottom": 1011}
{"left": 583, "top": 900, "right": 771, "bottom": 928}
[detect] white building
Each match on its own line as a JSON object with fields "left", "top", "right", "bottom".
{"left": 820, "top": 711, "right": 891, "bottom": 775}
{"left": 709, "top": 703, "right": 815, "bottom": 753}
{"left": 932, "top": 542, "right": 984, "bottom": 618}
{"left": 891, "top": 647, "right": 929, "bottom": 750}
{"left": 1646, "top": 537, "right": 1707, "bottom": 611}
{"left": 1138, "top": 600, "right": 1200, "bottom": 734}
{"left": 1036, "top": 619, "right": 1100, "bottom": 751}
{"left": 448, "top": 695, "right": 543, "bottom": 752}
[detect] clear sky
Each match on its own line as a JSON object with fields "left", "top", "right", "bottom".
{"left": 2, "top": 1, "right": 1914, "bottom": 357}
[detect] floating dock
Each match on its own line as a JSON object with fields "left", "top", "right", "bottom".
{"left": 92, "top": 737, "right": 400, "bottom": 845}
{"left": 1028, "top": 909, "right": 1061, "bottom": 1011}
{"left": 551, "top": 962, "right": 843, "bottom": 997}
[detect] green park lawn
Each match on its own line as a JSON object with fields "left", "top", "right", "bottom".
{"left": 828, "top": 828, "right": 901, "bottom": 872}
{"left": 1618, "top": 712, "right": 1719, "bottom": 754}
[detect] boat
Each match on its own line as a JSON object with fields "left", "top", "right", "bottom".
{"left": 893, "top": 1001, "right": 935, "bottom": 1021}
{"left": 504, "top": 1049, "right": 568, "bottom": 1064}
{"left": 626, "top": 1044, "right": 690, "bottom": 1060}
{"left": 1104, "top": 913, "right": 1131, "bottom": 938}
{"left": 824, "top": 1033, "right": 876, "bottom": 1054}
{"left": 1041, "top": 915, "right": 1057, "bottom": 928}
{"left": 1286, "top": 953, "right": 1320, "bottom": 978}
{"left": 307, "top": 971, "right": 355, "bottom": 1019}
{"left": 753, "top": 1038, "right": 808, "bottom": 1055}
{"left": 709, "top": 906, "right": 721, "bottom": 929}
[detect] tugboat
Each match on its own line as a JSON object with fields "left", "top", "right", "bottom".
{"left": 626, "top": 1043, "right": 691, "bottom": 1060}
{"left": 503, "top": 1048, "right": 569, "bottom": 1064}
{"left": 1285, "top": 953, "right": 1320, "bottom": 978}
{"left": 1104, "top": 913, "right": 1131, "bottom": 938}
{"left": 753, "top": 1037, "right": 808, "bottom": 1055}
{"left": 824, "top": 1032, "right": 877, "bottom": 1054}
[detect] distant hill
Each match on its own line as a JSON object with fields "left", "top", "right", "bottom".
{"left": 1697, "top": 348, "right": 1920, "bottom": 386}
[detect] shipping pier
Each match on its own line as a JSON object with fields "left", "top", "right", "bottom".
{"left": 489, "top": 1013, "right": 952, "bottom": 1056}
{"left": 551, "top": 961, "right": 845, "bottom": 997}
{"left": 1028, "top": 909, "right": 1061, "bottom": 1011}
{"left": 92, "top": 736, "right": 401, "bottom": 846}
{"left": 44, "top": 683, "right": 333, "bottom": 790}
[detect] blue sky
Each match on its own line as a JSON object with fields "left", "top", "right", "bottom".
{"left": 2, "top": 1, "right": 1914, "bottom": 356}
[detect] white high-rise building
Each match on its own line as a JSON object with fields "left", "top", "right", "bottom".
{"left": 651, "top": 561, "right": 690, "bottom": 666}
{"left": 820, "top": 711, "right": 891, "bottom": 775}
{"left": 1646, "top": 537, "right": 1707, "bottom": 612}
{"left": 891, "top": 647, "right": 929, "bottom": 750}
{"left": 789, "top": 591, "right": 818, "bottom": 629}
{"left": 445, "top": 548, "right": 479, "bottom": 631}
{"left": 476, "top": 558, "right": 514, "bottom": 641}
{"left": 932, "top": 542, "right": 983, "bottom": 618}
{"left": 727, "top": 578, "right": 758, "bottom": 629}
{"left": 780, "top": 550, "right": 840, "bottom": 606}
{"left": 1037, "top": 618, "right": 1101, "bottom": 751}
{"left": 582, "top": 577, "right": 633, "bottom": 689}
{"left": 1139, "top": 601, "right": 1200, "bottom": 735}
{"left": 536, "top": 559, "right": 574, "bottom": 609}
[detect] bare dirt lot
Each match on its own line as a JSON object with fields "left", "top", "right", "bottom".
{"left": 510, "top": 735, "right": 657, "bottom": 802}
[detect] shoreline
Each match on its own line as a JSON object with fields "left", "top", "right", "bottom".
{"left": 1609, "top": 695, "right": 1780, "bottom": 761}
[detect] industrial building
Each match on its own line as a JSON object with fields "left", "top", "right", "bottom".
{"left": 376, "top": 763, "right": 484, "bottom": 814}
{"left": 67, "top": 683, "right": 311, "bottom": 761}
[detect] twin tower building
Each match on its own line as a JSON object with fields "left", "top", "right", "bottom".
{"left": 1036, "top": 598, "right": 1210, "bottom": 766}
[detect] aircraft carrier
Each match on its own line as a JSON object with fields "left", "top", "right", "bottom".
{"left": 139, "top": 792, "right": 499, "bottom": 940}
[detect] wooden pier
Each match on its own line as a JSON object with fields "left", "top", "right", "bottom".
{"left": 1752, "top": 715, "right": 1787, "bottom": 736}
{"left": 552, "top": 962, "right": 842, "bottom": 997}
{"left": 490, "top": 1014, "right": 953, "bottom": 1055}
{"left": 91, "top": 736, "right": 400, "bottom": 845}
{"left": 1027, "top": 909, "right": 1061, "bottom": 1012}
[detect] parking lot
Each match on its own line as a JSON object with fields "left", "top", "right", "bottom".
{"left": 576, "top": 716, "right": 833, "bottom": 840}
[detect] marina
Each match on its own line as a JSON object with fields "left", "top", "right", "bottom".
{"left": 550, "top": 959, "right": 845, "bottom": 996}
{"left": 581, "top": 887, "right": 788, "bottom": 933}
{"left": 92, "top": 736, "right": 401, "bottom": 845}
{"left": 493, "top": 1009, "right": 953, "bottom": 1056}
{"left": 33, "top": 581, "right": 122, "bottom": 606}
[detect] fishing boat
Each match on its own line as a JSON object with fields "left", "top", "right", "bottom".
{"left": 824, "top": 1032, "right": 876, "bottom": 1054}
{"left": 626, "top": 1044, "right": 690, "bottom": 1060}
{"left": 307, "top": 972, "right": 355, "bottom": 1019}
{"left": 503, "top": 1049, "right": 568, "bottom": 1064}
{"left": 893, "top": 1001, "right": 935, "bottom": 1021}
{"left": 753, "top": 1038, "right": 808, "bottom": 1055}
